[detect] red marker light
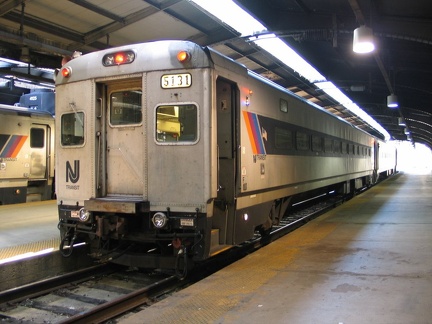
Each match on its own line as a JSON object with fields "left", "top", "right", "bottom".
{"left": 102, "top": 50, "right": 135, "bottom": 66}
{"left": 61, "top": 67, "right": 72, "bottom": 78}
{"left": 177, "top": 50, "right": 190, "bottom": 63}
{"left": 114, "top": 53, "right": 126, "bottom": 64}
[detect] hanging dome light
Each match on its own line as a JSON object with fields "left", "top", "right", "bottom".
{"left": 353, "top": 26, "right": 375, "bottom": 54}
{"left": 387, "top": 94, "right": 399, "bottom": 108}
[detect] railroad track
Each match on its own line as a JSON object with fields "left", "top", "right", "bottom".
{"left": 0, "top": 188, "right": 363, "bottom": 323}
{"left": 0, "top": 265, "right": 184, "bottom": 323}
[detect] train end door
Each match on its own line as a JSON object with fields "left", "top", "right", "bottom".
{"left": 104, "top": 82, "right": 145, "bottom": 198}
{"left": 28, "top": 124, "right": 53, "bottom": 201}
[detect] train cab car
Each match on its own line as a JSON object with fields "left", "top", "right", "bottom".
{"left": 55, "top": 40, "right": 395, "bottom": 273}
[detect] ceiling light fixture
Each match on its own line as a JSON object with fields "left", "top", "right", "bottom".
{"left": 353, "top": 26, "right": 375, "bottom": 54}
{"left": 20, "top": 46, "right": 31, "bottom": 63}
{"left": 387, "top": 94, "right": 399, "bottom": 108}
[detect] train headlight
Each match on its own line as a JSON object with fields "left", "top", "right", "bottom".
{"left": 152, "top": 212, "right": 168, "bottom": 229}
{"left": 79, "top": 208, "right": 91, "bottom": 222}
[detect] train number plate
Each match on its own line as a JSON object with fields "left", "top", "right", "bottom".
{"left": 161, "top": 73, "right": 192, "bottom": 89}
{"left": 180, "top": 218, "right": 194, "bottom": 227}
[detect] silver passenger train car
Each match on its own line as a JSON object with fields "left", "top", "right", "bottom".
{"left": 0, "top": 90, "right": 55, "bottom": 205}
{"left": 55, "top": 40, "right": 396, "bottom": 271}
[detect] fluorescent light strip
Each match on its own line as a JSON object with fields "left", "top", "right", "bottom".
{"left": 190, "top": 0, "right": 389, "bottom": 139}
{"left": 252, "top": 34, "right": 326, "bottom": 83}
{"left": 315, "top": 81, "right": 390, "bottom": 139}
{"left": 191, "top": 1, "right": 325, "bottom": 83}
{"left": 190, "top": 0, "right": 267, "bottom": 36}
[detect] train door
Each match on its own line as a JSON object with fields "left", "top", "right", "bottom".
{"left": 29, "top": 124, "right": 50, "bottom": 180}
{"left": 373, "top": 140, "right": 379, "bottom": 183}
{"left": 214, "top": 78, "right": 239, "bottom": 245}
{"left": 104, "top": 81, "right": 145, "bottom": 197}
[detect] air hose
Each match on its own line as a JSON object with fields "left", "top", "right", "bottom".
{"left": 175, "top": 246, "right": 188, "bottom": 280}
{"left": 59, "top": 228, "right": 76, "bottom": 257}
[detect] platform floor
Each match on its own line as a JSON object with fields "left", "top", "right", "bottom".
{"left": 0, "top": 200, "right": 59, "bottom": 263}
{"left": 121, "top": 172, "right": 432, "bottom": 324}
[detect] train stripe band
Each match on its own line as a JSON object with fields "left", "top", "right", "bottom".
{"left": 0, "top": 135, "right": 28, "bottom": 158}
{"left": 242, "top": 111, "right": 266, "bottom": 155}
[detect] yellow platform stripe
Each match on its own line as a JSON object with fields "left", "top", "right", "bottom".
{"left": 0, "top": 237, "right": 60, "bottom": 261}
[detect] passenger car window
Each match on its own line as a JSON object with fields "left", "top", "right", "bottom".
{"left": 61, "top": 112, "right": 84, "bottom": 146}
{"left": 156, "top": 104, "right": 197, "bottom": 143}
{"left": 275, "top": 127, "right": 293, "bottom": 149}
{"left": 324, "top": 138, "right": 333, "bottom": 152}
{"left": 296, "top": 131, "right": 310, "bottom": 151}
{"left": 110, "top": 90, "right": 142, "bottom": 125}
{"left": 312, "top": 135, "right": 323, "bottom": 152}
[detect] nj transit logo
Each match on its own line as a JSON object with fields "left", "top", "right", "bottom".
{"left": 66, "top": 160, "right": 80, "bottom": 183}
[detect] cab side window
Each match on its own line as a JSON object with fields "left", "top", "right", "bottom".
{"left": 156, "top": 104, "right": 198, "bottom": 143}
{"left": 61, "top": 112, "right": 84, "bottom": 146}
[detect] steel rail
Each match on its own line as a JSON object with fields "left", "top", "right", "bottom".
{"left": 0, "top": 264, "right": 110, "bottom": 305}
{"left": 61, "top": 275, "right": 179, "bottom": 324}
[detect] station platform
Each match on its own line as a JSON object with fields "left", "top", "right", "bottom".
{"left": 0, "top": 200, "right": 59, "bottom": 263}
{"left": 121, "top": 172, "right": 432, "bottom": 324}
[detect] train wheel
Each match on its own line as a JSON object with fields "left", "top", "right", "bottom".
{"left": 257, "top": 224, "right": 272, "bottom": 246}
{"left": 259, "top": 225, "right": 271, "bottom": 236}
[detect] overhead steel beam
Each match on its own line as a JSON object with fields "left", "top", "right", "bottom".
{"left": 70, "top": 6, "right": 160, "bottom": 48}
{"left": 0, "top": 67, "right": 54, "bottom": 84}
{"left": 0, "top": 0, "right": 21, "bottom": 16}
{"left": 4, "top": 11, "right": 84, "bottom": 43}
{"left": 0, "top": 28, "right": 73, "bottom": 57}
{"left": 68, "top": 0, "right": 124, "bottom": 22}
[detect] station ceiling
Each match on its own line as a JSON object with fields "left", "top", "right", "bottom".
{"left": 0, "top": 0, "right": 431, "bottom": 149}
